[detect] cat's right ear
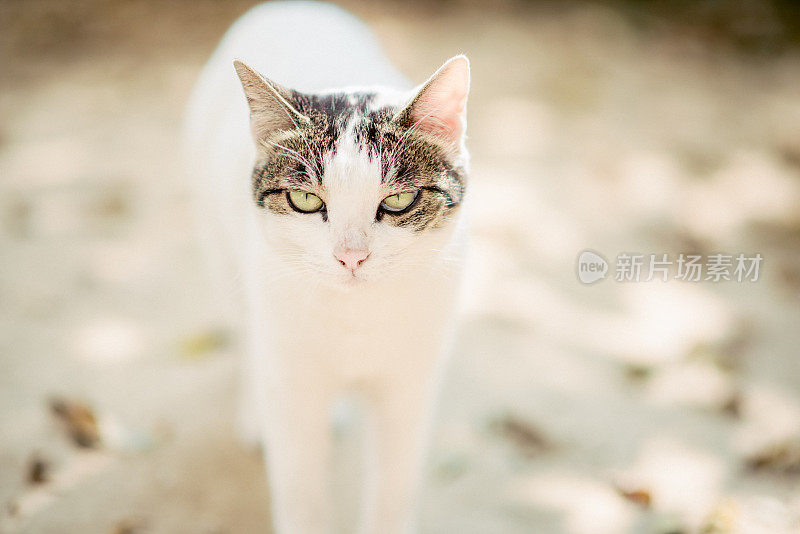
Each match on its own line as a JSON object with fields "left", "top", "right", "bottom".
{"left": 233, "top": 60, "right": 310, "bottom": 140}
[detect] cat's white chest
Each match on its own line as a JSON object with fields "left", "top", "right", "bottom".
{"left": 256, "top": 255, "right": 462, "bottom": 388}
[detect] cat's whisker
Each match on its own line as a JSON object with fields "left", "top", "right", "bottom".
{"left": 271, "top": 99, "right": 325, "bottom": 177}
{"left": 266, "top": 141, "right": 321, "bottom": 178}
{"left": 383, "top": 108, "right": 446, "bottom": 173}
{"left": 266, "top": 140, "right": 311, "bottom": 165}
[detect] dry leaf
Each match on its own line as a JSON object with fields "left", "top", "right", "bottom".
{"left": 623, "top": 363, "right": 653, "bottom": 382}
{"left": 27, "top": 453, "right": 49, "bottom": 484}
{"left": 615, "top": 485, "right": 652, "bottom": 508}
{"left": 720, "top": 391, "right": 742, "bottom": 419}
{"left": 49, "top": 397, "right": 101, "bottom": 448}
{"left": 745, "top": 440, "right": 800, "bottom": 474}
{"left": 490, "top": 413, "right": 551, "bottom": 457}
{"left": 110, "top": 518, "right": 147, "bottom": 534}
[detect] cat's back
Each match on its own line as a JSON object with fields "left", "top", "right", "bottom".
{"left": 210, "top": 1, "right": 408, "bottom": 91}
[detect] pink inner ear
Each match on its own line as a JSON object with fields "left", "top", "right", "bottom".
{"left": 412, "top": 92, "right": 465, "bottom": 140}
{"left": 408, "top": 56, "right": 470, "bottom": 145}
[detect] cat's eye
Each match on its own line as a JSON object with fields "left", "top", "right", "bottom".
{"left": 380, "top": 191, "right": 419, "bottom": 213}
{"left": 287, "top": 191, "right": 324, "bottom": 213}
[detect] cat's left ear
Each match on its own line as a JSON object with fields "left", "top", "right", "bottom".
{"left": 394, "top": 55, "right": 470, "bottom": 148}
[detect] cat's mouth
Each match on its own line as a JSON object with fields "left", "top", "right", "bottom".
{"left": 329, "top": 266, "right": 373, "bottom": 288}
{"left": 341, "top": 271, "right": 367, "bottom": 286}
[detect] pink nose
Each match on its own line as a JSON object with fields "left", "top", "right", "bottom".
{"left": 334, "top": 248, "right": 370, "bottom": 271}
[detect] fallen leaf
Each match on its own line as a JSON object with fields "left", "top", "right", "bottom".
{"left": 110, "top": 518, "right": 147, "bottom": 534}
{"left": 49, "top": 397, "right": 101, "bottom": 448}
{"left": 27, "top": 453, "right": 49, "bottom": 484}
{"left": 490, "top": 413, "right": 552, "bottom": 457}
{"left": 720, "top": 391, "right": 742, "bottom": 419}
{"left": 745, "top": 440, "right": 800, "bottom": 474}
{"left": 623, "top": 363, "right": 653, "bottom": 382}
{"left": 179, "top": 329, "right": 229, "bottom": 361}
{"left": 615, "top": 485, "right": 652, "bottom": 508}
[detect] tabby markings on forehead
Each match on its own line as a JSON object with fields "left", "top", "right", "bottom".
{"left": 250, "top": 89, "right": 467, "bottom": 231}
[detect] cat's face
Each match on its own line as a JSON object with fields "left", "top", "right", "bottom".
{"left": 235, "top": 56, "right": 470, "bottom": 286}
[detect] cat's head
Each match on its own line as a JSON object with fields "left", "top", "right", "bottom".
{"left": 234, "top": 56, "right": 470, "bottom": 287}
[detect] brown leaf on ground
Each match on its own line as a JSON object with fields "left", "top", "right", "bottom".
{"left": 720, "top": 391, "right": 743, "bottom": 419}
{"left": 490, "top": 413, "right": 552, "bottom": 457}
{"left": 27, "top": 453, "right": 49, "bottom": 484}
{"left": 614, "top": 485, "right": 652, "bottom": 509}
{"left": 110, "top": 518, "right": 148, "bottom": 534}
{"left": 745, "top": 440, "right": 800, "bottom": 474}
{"left": 623, "top": 362, "right": 654, "bottom": 382}
{"left": 49, "top": 397, "right": 101, "bottom": 448}
{"left": 778, "top": 143, "right": 800, "bottom": 170}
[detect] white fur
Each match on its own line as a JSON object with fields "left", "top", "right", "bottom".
{"left": 184, "top": 3, "right": 468, "bottom": 533}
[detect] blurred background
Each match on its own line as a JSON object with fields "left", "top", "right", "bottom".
{"left": 2, "top": 0, "right": 800, "bottom": 532}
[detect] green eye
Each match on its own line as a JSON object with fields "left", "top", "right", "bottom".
{"left": 381, "top": 191, "right": 419, "bottom": 213}
{"left": 287, "top": 191, "right": 324, "bottom": 213}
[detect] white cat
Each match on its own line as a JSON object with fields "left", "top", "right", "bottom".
{"left": 184, "top": 2, "right": 470, "bottom": 533}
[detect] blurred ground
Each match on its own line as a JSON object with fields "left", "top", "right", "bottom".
{"left": 2, "top": 1, "right": 800, "bottom": 533}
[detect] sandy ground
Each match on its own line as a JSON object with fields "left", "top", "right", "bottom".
{"left": 2, "top": 1, "right": 800, "bottom": 533}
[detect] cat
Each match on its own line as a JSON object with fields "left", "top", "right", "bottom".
{"left": 183, "top": 2, "right": 470, "bottom": 533}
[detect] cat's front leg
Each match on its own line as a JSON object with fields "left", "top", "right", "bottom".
{"left": 362, "top": 378, "right": 437, "bottom": 534}
{"left": 263, "top": 371, "right": 334, "bottom": 534}
{"left": 237, "top": 330, "right": 269, "bottom": 450}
